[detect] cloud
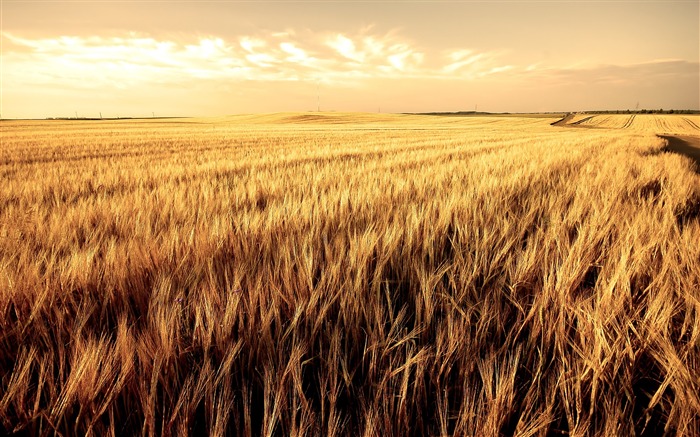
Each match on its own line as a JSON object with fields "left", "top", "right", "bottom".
{"left": 1, "top": 29, "right": 515, "bottom": 92}
{"left": 280, "top": 42, "right": 312, "bottom": 65}
{"left": 327, "top": 34, "right": 364, "bottom": 62}
{"left": 2, "top": 29, "right": 696, "bottom": 116}
{"left": 444, "top": 52, "right": 485, "bottom": 73}
{"left": 520, "top": 59, "right": 700, "bottom": 87}
{"left": 240, "top": 37, "right": 266, "bottom": 53}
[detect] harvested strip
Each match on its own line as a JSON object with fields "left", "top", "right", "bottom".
{"left": 659, "top": 135, "right": 700, "bottom": 170}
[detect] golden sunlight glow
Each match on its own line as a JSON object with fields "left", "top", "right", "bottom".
{"left": 1, "top": 1, "right": 697, "bottom": 117}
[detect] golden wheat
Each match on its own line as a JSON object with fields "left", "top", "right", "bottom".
{"left": 570, "top": 113, "right": 700, "bottom": 135}
{"left": 1, "top": 113, "right": 699, "bottom": 436}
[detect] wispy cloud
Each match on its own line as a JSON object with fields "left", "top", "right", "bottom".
{"left": 520, "top": 59, "right": 700, "bottom": 87}
{"left": 327, "top": 34, "right": 365, "bottom": 62}
{"left": 3, "top": 28, "right": 697, "bottom": 117}
{"left": 1, "top": 29, "right": 512, "bottom": 90}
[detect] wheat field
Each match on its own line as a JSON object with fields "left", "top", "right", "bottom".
{"left": 1, "top": 113, "right": 699, "bottom": 436}
{"left": 566, "top": 114, "right": 700, "bottom": 134}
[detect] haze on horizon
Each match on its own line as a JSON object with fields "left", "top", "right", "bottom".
{"left": 1, "top": 0, "right": 698, "bottom": 119}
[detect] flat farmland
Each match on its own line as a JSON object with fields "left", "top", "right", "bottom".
{"left": 567, "top": 113, "right": 700, "bottom": 134}
{"left": 1, "top": 113, "right": 699, "bottom": 436}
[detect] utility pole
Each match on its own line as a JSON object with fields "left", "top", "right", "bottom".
{"left": 100, "top": 112, "right": 102, "bottom": 119}
{"left": 317, "top": 82, "right": 320, "bottom": 112}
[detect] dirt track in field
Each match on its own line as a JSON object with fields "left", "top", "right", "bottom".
{"left": 658, "top": 135, "right": 700, "bottom": 171}
{"left": 552, "top": 115, "right": 700, "bottom": 172}
{"left": 550, "top": 114, "right": 574, "bottom": 126}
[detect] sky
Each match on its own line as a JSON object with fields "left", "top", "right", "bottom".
{"left": 1, "top": 0, "right": 698, "bottom": 118}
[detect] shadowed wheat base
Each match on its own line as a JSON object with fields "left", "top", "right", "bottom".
{"left": 1, "top": 113, "right": 699, "bottom": 436}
